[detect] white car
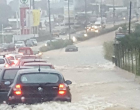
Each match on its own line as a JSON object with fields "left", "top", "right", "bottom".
{"left": 93, "top": 21, "right": 106, "bottom": 29}
{"left": 30, "top": 39, "right": 38, "bottom": 46}
{"left": 0, "top": 56, "right": 12, "bottom": 68}
{"left": 15, "top": 41, "right": 25, "bottom": 48}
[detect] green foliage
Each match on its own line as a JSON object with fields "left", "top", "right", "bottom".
{"left": 39, "top": 39, "right": 73, "bottom": 52}
{"left": 119, "top": 24, "right": 140, "bottom": 49}
{"left": 103, "top": 41, "right": 114, "bottom": 61}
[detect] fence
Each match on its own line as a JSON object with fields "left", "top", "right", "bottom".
{"left": 114, "top": 42, "right": 140, "bottom": 76}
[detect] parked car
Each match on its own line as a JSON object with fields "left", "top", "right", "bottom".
{"left": 0, "top": 66, "right": 33, "bottom": 103}
{"left": 0, "top": 56, "right": 13, "bottom": 68}
{"left": 15, "top": 41, "right": 25, "bottom": 48}
{"left": 1, "top": 43, "right": 15, "bottom": 52}
{"left": 26, "top": 39, "right": 34, "bottom": 47}
{"left": 65, "top": 45, "right": 78, "bottom": 52}
{"left": 8, "top": 69, "right": 72, "bottom": 104}
{"left": 30, "top": 39, "right": 38, "bottom": 46}
{"left": 23, "top": 62, "right": 55, "bottom": 69}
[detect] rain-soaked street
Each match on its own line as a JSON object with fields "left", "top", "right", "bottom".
{"left": 1, "top": 31, "right": 140, "bottom": 110}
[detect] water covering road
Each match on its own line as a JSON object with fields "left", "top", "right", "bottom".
{"left": 1, "top": 31, "right": 140, "bottom": 110}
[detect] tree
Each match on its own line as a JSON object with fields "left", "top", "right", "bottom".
{"left": 0, "top": 4, "right": 13, "bottom": 29}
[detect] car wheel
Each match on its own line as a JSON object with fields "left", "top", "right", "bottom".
{"left": 65, "top": 49, "right": 68, "bottom": 52}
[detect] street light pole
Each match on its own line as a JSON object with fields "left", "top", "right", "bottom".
{"left": 68, "top": 0, "right": 71, "bottom": 39}
{"left": 100, "top": 0, "right": 103, "bottom": 24}
{"left": 2, "top": 24, "right": 4, "bottom": 43}
{"left": 32, "top": 0, "right": 35, "bottom": 9}
{"left": 129, "top": 1, "right": 132, "bottom": 34}
{"left": 113, "top": 0, "right": 115, "bottom": 26}
{"left": 48, "top": 0, "right": 52, "bottom": 34}
{"left": 85, "top": 0, "right": 87, "bottom": 33}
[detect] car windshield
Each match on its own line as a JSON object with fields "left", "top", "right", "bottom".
{"left": 3, "top": 69, "right": 19, "bottom": 80}
{"left": 20, "top": 73, "right": 59, "bottom": 84}
{"left": 24, "top": 65, "right": 51, "bottom": 69}
{"left": 0, "top": 59, "right": 5, "bottom": 64}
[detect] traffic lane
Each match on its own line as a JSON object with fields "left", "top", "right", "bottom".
{"left": 0, "top": 30, "right": 139, "bottom": 109}
{"left": 42, "top": 31, "right": 115, "bottom": 66}
{"left": 31, "top": 20, "right": 127, "bottom": 50}
{"left": 42, "top": 31, "right": 140, "bottom": 109}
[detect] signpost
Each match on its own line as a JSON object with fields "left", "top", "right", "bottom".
{"left": 19, "top": 0, "right": 30, "bottom": 35}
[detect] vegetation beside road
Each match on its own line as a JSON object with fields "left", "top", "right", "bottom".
{"left": 110, "top": 23, "right": 140, "bottom": 76}
{"left": 40, "top": 39, "right": 73, "bottom": 52}
{"left": 39, "top": 21, "right": 137, "bottom": 52}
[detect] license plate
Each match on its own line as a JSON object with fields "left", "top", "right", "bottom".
{"left": 69, "top": 49, "right": 73, "bottom": 51}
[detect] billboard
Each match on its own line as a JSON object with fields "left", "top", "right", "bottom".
{"left": 19, "top": 0, "right": 30, "bottom": 8}
{"left": 64, "top": 0, "right": 75, "bottom": 17}
{"left": 20, "top": 8, "right": 30, "bottom": 34}
{"left": 32, "top": 10, "right": 41, "bottom": 26}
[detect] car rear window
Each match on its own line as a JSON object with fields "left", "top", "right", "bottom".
{"left": 3, "top": 69, "right": 19, "bottom": 80}
{"left": 20, "top": 73, "right": 59, "bottom": 84}
{"left": 0, "top": 59, "right": 5, "bottom": 64}
{"left": 24, "top": 65, "right": 51, "bottom": 69}
{"left": 19, "top": 49, "right": 26, "bottom": 54}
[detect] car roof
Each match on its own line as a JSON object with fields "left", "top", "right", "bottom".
{"left": 0, "top": 56, "right": 4, "bottom": 58}
{"left": 0, "top": 66, "right": 33, "bottom": 70}
{"left": 19, "top": 47, "right": 31, "bottom": 49}
{"left": 17, "top": 69, "right": 61, "bottom": 75}
{"left": 24, "top": 62, "right": 52, "bottom": 66}
{"left": 21, "top": 55, "right": 37, "bottom": 57}
{"left": 20, "top": 59, "right": 46, "bottom": 62}
{"left": 6, "top": 54, "right": 22, "bottom": 56}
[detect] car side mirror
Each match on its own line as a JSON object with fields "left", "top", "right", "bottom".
{"left": 4, "top": 81, "right": 11, "bottom": 86}
{"left": 65, "top": 80, "right": 72, "bottom": 85}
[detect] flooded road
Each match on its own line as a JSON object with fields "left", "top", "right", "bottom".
{"left": 1, "top": 31, "right": 140, "bottom": 110}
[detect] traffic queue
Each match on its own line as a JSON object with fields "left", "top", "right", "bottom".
{"left": 0, "top": 47, "right": 72, "bottom": 105}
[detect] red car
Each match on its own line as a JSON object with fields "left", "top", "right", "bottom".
{"left": 23, "top": 62, "right": 55, "bottom": 69}
{"left": 18, "top": 47, "right": 33, "bottom": 55}
{"left": 20, "top": 55, "right": 40, "bottom": 60}
{"left": 15, "top": 59, "right": 47, "bottom": 66}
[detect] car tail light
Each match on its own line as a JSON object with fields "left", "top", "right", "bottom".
{"left": 13, "top": 84, "right": 22, "bottom": 95}
{"left": 58, "top": 84, "right": 66, "bottom": 95}
{"left": 51, "top": 65, "right": 55, "bottom": 69}
{"left": 14, "top": 60, "right": 18, "bottom": 64}
{"left": 5, "top": 64, "right": 9, "bottom": 68}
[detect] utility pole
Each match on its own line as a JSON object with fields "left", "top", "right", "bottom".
{"left": 113, "top": 0, "right": 115, "bottom": 26}
{"left": 32, "top": 0, "right": 35, "bottom": 9}
{"left": 48, "top": 0, "right": 52, "bottom": 34}
{"left": 100, "top": 0, "right": 103, "bottom": 24}
{"left": 129, "top": 1, "right": 132, "bottom": 34}
{"left": 68, "top": 0, "right": 71, "bottom": 39}
{"left": 85, "top": 0, "right": 87, "bottom": 33}
{"left": 2, "top": 24, "right": 4, "bottom": 43}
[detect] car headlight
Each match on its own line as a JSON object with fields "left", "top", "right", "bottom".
{"left": 84, "top": 34, "right": 88, "bottom": 37}
{"left": 72, "top": 36, "right": 77, "bottom": 42}
{"left": 95, "top": 29, "right": 99, "bottom": 33}
{"left": 39, "top": 52, "right": 42, "bottom": 55}
{"left": 45, "top": 44, "right": 47, "bottom": 46}
{"left": 93, "top": 26, "right": 97, "bottom": 29}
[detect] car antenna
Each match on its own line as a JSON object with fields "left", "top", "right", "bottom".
{"left": 38, "top": 65, "right": 41, "bottom": 72}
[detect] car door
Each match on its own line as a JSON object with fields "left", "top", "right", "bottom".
{"left": 0, "top": 69, "right": 19, "bottom": 103}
